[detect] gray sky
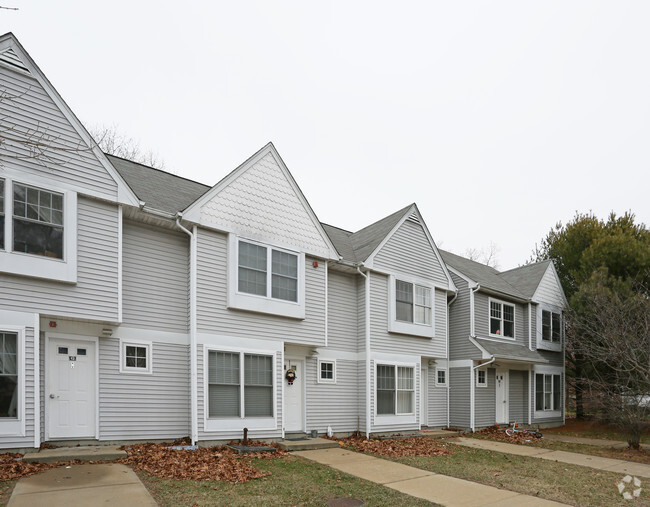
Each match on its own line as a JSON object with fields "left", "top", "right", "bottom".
{"left": 4, "top": 1, "right": 649, "bottom": 269}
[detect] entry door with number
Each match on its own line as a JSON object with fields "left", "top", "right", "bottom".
{"left": 495, "top": 369, "right": 508, "bottom": 424}
{"left": 48, "top": 338, "right": 96, "bottom": 439}
{"left": 284, "top": 360, "right": 304, "bottom": 432}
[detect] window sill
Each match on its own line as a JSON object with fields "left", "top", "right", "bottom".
{"left": 536, "top": 340, "right": 562, "bottom": 352}
{"left": 0, "top": 419, "right": 24, "bottom": 437}
{"left": 374, "top": 414, "right": 417, "bottom": 426}
{"left": 0, "top": 250, "right": 77, "bottom": 283}
{"left": 487, "top": 333, "right": 516, "bottom": 341}
{"left": 534, "top": 410, "right": 562, "bottom": 419}
{"left": 228, "top": 292, "right": 305, "bottom": 320}
{"left": 388, "top": 320, "right": 434, "bottom": 338}
{"left": 204, "top": 417, "right": 277, "bottom": 432}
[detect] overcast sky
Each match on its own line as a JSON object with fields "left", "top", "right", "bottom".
{"left": 4, "top": 1, "right": 649, "bottom": 269}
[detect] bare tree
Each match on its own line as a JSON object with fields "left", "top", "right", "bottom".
{"left": 465, "top": 242, "right": 500, "bottom": 269}
{"left": 89, "top": 124, "right": 165, "bottom": 170}
{"left": 568, "top": 272, "right": 650, "bottom": 449}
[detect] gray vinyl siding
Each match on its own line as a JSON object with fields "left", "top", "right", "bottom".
{"left": 537, "top": 349, "right": 564, "bottom": 367}
{"left": 40, "top": 333, "right": 45, "bottom": 444}
{"left": 98, "top": 338, "right": 190, "bottom": 440}
{"left": 474, "top": 369, "right": 495, "bottom": 427}
{"left": 427, "top": 367, "right": 448, "bottom": 427}
{"left": 306, "top": 358, "right": 359, "bottom": 433}
{"left": 0, "top": 198, "right": 119, "bottom": 321}
{"left": 448, "top": 273, "right": 477, "bottom": 360}
{"left": 474, "top": 292, "right": 526, "bottom": 347}
{"left": 369, "top": 272, "right": 447, "bottom": 357}
{"left": 358, "top": 360, "right": 367, "bottom": 433}
{"left": 449, "top": 367, "right": 470, "bottom": 428}
{"left": 373, "top": 219, "right": 448, "bottom": 287}
{"left": 196, "top": 344, "right": 283, "bottom": 441}
{"left": 533, "top": 266, "right": 565, "bottom": 307}
{"left": 122, "top": 221, "right": 189, "bottom": 332}
{"left": 196, "top": 229, "right": 326, "bottom": 347}
{"left": 509, "top": 370, "right": 528, "bottom": 424}
{"left": 327, "top": 272, "right": 358, "bottom": 352}
{"left": 0, "top": 65, "right": 117, "bottom": 199}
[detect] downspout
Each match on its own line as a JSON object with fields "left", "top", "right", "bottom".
{"left": 176, "top": 214, "right": 198, "bottom": 445}
{"left": 528, "top": 303, "right": 532, "bottom": 351}
{"left": 446, "top": 291, "right": 458, "bottom": 429}
{"left": 468, "top": 283, "right": 480, "bottom": 432}
{"left": 528, "top": 302, "right": 533, "bottom": 424}
{"left": 356, "top": 265, "right": 371, "bottom": 438}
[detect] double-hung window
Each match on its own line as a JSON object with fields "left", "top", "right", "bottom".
{"left": 542, "top": 310, "right": 562, "bottom": 343}
{"left": 389, "top": 276, "right": 435, "bottom": 337}
{"left": 0, "top": 332, "right": 18, "bottom": 419}
{"left": 489, "top": 299, "right": 515, "bottom": 338}
{"left": 535, "top": 373, "right": 561, "bottom": 412}
{"left": 208, "top": 351, "right": 273, "bottom": 419}
{"left": 376, "top": 364, "right": 414, "bottom": 415}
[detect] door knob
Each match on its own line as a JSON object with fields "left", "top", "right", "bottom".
{"left": 49, "top": 394, "right": 56, "bottom": 399}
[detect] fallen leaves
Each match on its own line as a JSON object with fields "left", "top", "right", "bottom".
{"left": 476, "top": 425, "right": 540, "bottom": 445}
{"left": 0, "top": 454, "right": 80, "bottom": 481}
{"left": 335, "top": 434, "right": 455, "bottom": 457}
{"left": 118, "top": 440, "right": 288, "bottom": 483}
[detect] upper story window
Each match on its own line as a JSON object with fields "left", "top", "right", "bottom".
{"left": 542, "top": 310, "right": 562, "bottom": 343}
{"left": 228, "top": 235, "right": 305, "bottom": 319}
{"left": 0, "top": 173, "right": 77, "bottom": 283}
{"left": 489, "top": 299, "right": 515, "bottom": 339}
{"left": 388, "top": 275, "right": 435, "bottom": 338}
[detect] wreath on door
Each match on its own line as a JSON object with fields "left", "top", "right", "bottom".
{"left": 285, "top": 368, "right": 297, "bottom": 385}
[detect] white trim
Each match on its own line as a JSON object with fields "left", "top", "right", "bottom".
{"left": 189, "top": 225, "right": 198, "bottom": 444}
{"left": 495, "top": 369, "right": 509, "bottom": 424}
{"left": 324, "top": 261, "right": 328, "bottom": 347}
{"left": 44, "top": 333, "right": 99, "bottom": 441}
{"left": 203, "top": 346, "right": 278, "bottom": 432}
{"left": 33, "top": 314, "right": 40, "bottom": 448}
{"left": 119, "top": 339, "right": 153, "bottom": 375}
{"left": 317, "top": 359, "right": 336, "bottom": 384}
{"left": 435, "top": 367, "right": 447, "bottom": 387}
{"left": 536, "top": 303, "right": 563, "bottom": 352}
{"left": 284, "top": 355, "right": 306, "bottom": 433}
{"left": 420, "top": 366, "right": 428, "bottom": 427}
{"left": 476, "top": 369, "right": 488, "bottom": 387}
{"left": 387, "top": 274, "right": 435, "bottom": 338}
{"left": 487, "top": 297, "right": 516, "bottom": 340}
{"left": 117, "top": 205, "right": 123, "bottom": 323}
{"left": 0, "top": 326, "right": 26, "bottom": 437}
{"left": 446, "top": 266, "right": 476, "bottom": 286}
{"left": 448, "top": 359, "right": 474, "bottom": 368}
{"left": 227, "top": 234, "right": 306, "bottom": 319}
{"left": 374, "top": 360, "right": 418, "bottom": 423}
{"left": 533, "top": 365, "right": 563, "bottom": 419}
{"left": 0, "top": 175, "right": 77, "bottom": 283}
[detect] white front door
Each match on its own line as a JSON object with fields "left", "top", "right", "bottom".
{"left": 284, "top": 359, "right": 304, "bottom": 432}
{"left": 420, "top": 368, "right": 428, "bottom": 426}
{"left": 48, "top": 338, "right": 96, "bottom": 439}
{"left": 495, "top": 369, "right": 509, "bottom": 424}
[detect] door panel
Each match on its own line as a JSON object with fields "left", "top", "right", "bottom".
{"left": 495, "top": 369, "right": 508, "bottom": 424}
{"left": 284, "top": 360, "right": 304, "bottom": 432}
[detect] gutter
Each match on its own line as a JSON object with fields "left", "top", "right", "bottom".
{"left": 446, "top": 291, "right": 458, "bottom": 429}
{"left": 175, "top": 213, "right": 198, "bottom": 445}
{"left": 356, "top": 264, "right": 371, "bottom": 438}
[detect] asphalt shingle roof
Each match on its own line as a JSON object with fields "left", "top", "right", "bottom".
{"left": 474, "top": 338, "right": 548, "bottom": 364}
{"left": 321, "top": 224, "right": 357, "bottom": 262}
{"left": 108, "top": 154, "right": 211, "bottom": 214}
{"left": 499, "top": 261, "right": 552, "bottom": 299}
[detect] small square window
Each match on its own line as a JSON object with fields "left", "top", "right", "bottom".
{"left": 77, "top": 348, "right": 86, "bottom": 356}
{"left": 476, "top": 369, "right": 487, "bottom": 387}
{"left": 436, "top": 368, "right": 447, "bottom": 386}
{"left": 121, "top": 341, "right": 152, "bottom": 374}
{"left": 58, "top": 347, "right": 68, "bottom": 355}
{"left": 318, "top": 360, "right": 336, "bottom": 384}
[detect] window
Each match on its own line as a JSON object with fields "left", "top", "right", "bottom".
{"left": 12, "top": 183, "right": 64, "bottom": 259}
{"left": 208, "top": 351, "right": 273, "bottom": 419}
{"left": 542, "top": 310, "right": 562, "bottom": 342}
{"left": 396, "top": 280, "right": 431, "bottom": 325}
{"left": 318, "top": 360, "right": 336, "bottom": 384}
{"left": 536, "top": 373, "right": 561, "bottom": 411}
{"left": 436, "top": 368, "right": 447, "bottom": 386}
{"left": 377, "top": 364, "right": 414, "bottom": 415}
{"left": 238, "top": 241, "right": 297, "bottom": 302}
{"left": 476, "top": 369, "right": 487, "bottom": 387}
{"left": 0, "top": 179, "right": 4, "bottom": 250}
{"left": 120, "top": 340, "right": 152, "bottom": 374}
{"left": 0, "top": 332, "right": 18, "bottom": 419}
{"left": 489, "top": 299, "right": 515, "bottom": 338}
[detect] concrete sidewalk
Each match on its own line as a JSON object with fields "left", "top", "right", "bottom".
{"left": 8, "top": 463, "right": 157, "bottom": 506}
{"left": 455, "top": 437, "right": 650, "bottom": 479}
{"left": 294, "top": 447, "right": 566, "bottom": 506}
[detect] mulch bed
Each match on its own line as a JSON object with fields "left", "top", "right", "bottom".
{"left": 0, "top": 454, "right": 81, "bottom": 481}
{"left": 334, "top": 434, "right": 455, "bottom": 457}
{"left": 118, "top": 438, "right": 288, "bottom": 483}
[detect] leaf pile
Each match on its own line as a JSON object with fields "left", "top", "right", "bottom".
{"left": 476, "top": 425, "right": 541, "bottom": 445}
{"left": 336, "top": 435, "right": 454, "bottom": 457}
{"left": 0, "top": 453, "right": 79, "bottom": 481}
{"left": 119, "top": 441, "right": 287, "bottom": 483}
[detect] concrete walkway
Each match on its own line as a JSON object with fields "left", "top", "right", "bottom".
{"left": 294, "top": 447, "right": 566, "bottom": 506}
{"left": 8, "top": 463, "right": 157, "bottom": 506}
{"left": 455, "top": 437, "right": 650, "bottom": 479}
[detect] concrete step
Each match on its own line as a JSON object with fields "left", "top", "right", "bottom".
{"left": 278, "top": 437, "right": 340, "bottom": 451}
{"left": 22, "top": 445, "right": 127, "bottom": 464}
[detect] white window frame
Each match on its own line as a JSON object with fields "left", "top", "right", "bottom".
{"left": 476, "top": 369, "right": 488, "bottom": 387}
{"left": 203, "top": 344, "right": 277, "bottom": 432}
{"left": 388, "top": 274, "right": 435, "bottom": 338}
{"left": 119, "top": 339, "right": 152, "bottom": 374}
{"left": 536, "top": 304, "right": 563, "bottom": 352}
{"left": 0, "top": 324, "right": 25, "bottom": 437}
{"left": 534, "top": 365, "right": 563, "bottom": 418}
{"left": 375, "top": 362, "right": 417, "bottom": 425}
{"left": 0, "top": 171, "right": 77, "bottom": 283}
{"left": 317, "top": 359, "right": 336, "bottom": 384}
{"left": 488, "top": 297, "right": 516, "bottom": 340}
{"left": 435, "top": 367, "right": 447, "bottom": 387}
{"left": 227, "top": 235, "right": 305, "bottom": 319}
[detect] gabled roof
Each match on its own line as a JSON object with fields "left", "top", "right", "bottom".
{"left": 349, "top": 204, "right": 413, "bottom": 263}
{"left": 440, "top": 249, "right": 529, "bottom": 300}
{"left": 108, "top": 154, "right": 211, "bottom": 214}
{"left": 473, "top": 338, "right": 548, "bottom": 364}
{"left": 499, "top": 260, "right": 552, "bottom": 299}
{"left": 321, "top": 224, "right": 357, "bottom": 262}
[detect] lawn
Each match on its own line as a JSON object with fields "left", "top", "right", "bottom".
{"left": 543, "top": 418, "right": 650, "bottom": 444}
{"left": 137, "top": 454, "right": 436, "bottom": 506}
{"left": 0, "top": 480, "right": 16, "bottom": 506}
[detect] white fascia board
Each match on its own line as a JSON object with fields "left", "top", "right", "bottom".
{"left": 2, "top": 35, "right": 140, "bottom": 207}
{"left": 446, "top": 266, "right": 477, "bottom": 288}
{"left": 182, "top": 143, "right": 339, "bottom": 260}
{"left": 468, "top": 336, "right": 491, "bottom": 360}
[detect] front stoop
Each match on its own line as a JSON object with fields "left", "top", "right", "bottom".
{"left": 278, "top": 437, "right": 339, "bottom": 452}
{"left": 22, "top": 445, "right": 127, "bottom": 464}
